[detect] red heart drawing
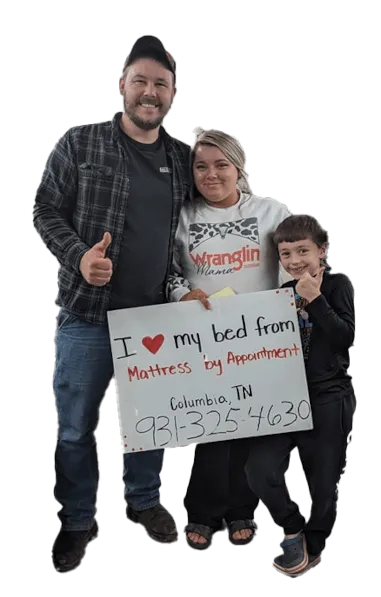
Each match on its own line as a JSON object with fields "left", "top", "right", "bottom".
{"left": 142, "top": 334, "right": 165, "bottom": 354}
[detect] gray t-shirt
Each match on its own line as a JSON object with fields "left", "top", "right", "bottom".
{"left": 109, "top": 130, "right": 173, "bottom": 310}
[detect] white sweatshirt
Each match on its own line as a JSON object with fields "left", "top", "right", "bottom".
{"left": 167, "top": 192, "right": 291, "bottom": 301}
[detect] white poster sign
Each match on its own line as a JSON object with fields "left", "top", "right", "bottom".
{"left": 107, "top": 288, "right": 312, "bottom": 453}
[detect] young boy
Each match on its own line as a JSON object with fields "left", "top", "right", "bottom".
{"left": 245, "top": 214, "right": 356, "bottom": 576}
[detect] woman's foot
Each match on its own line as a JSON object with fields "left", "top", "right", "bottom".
{"left": 232, "top": 528, "right": 253, "bottom": 541}
{"left": 187, "top": 528, "right": 254, "bottom": 543}
{"left": 185, "top": 524, "right": 214, "bottom": 550}
{"left": 187, "top": 532, "right": 208, "bottom": 546}
{"left": 228, "top": 520, "right": 257, "bottom": 545}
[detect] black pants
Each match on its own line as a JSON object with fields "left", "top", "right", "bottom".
{"left": 184, "top": 438, "right": 259, "bottom": 530}
{"left": 245, "top": 390, "right": 356, "bottom": 555}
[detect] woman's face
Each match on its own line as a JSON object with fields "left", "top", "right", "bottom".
{"left": 193, "top": 144, "right": 239, "bottom": 208}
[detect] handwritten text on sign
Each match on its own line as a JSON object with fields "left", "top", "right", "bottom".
{"left": 107, "top": 288, "right": 312, "bottom": 453}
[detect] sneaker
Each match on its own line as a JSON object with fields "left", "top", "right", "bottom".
{"left": 273, "top": 532, "right": 308, "bottom": 575}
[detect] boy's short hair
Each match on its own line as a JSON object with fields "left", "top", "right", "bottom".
{"left": 273, "top": 215, "right": 331, "bottom": 271}
{"left": 273, "top": 215, "right": 328, "bottom": 247}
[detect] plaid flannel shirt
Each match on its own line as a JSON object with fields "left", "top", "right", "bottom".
{"left": 33, "top": 112, "right": 191, "bottom": 323}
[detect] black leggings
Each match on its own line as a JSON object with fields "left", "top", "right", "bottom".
{"left": 245, "top": 391, "right": 356, "bottom": 555}
{"left": 184, "top": 438, "right": 259, "bottom": 530}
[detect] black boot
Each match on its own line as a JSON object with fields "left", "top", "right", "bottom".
{"left": 52, "top": 521, "right": 98, "bottom": 572}
{"left": 127, "top": 504, "right": 177, "bottom": 543}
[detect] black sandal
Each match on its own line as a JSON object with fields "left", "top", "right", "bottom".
{"left": 227, "top": 519, "right": 257, "bottom": 545}
{"left": 185, "top": 523, "right": 213, "bottom": 550}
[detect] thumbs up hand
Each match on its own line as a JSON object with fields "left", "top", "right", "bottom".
{"left": 79, "top": 232, "right": 113, "bottom": 286}
{"left": 94, "top": 232, "right": 112, "bottom": 257}
{"left": 295, "top": 267, "right": 324, "bottom": 303}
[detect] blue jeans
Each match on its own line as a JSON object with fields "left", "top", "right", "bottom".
{"left": 53, "top": 308, "right": 164, "bottom": 531}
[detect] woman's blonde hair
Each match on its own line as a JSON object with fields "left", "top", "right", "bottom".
{"left": 192, "top": 128, "right": 252, "bottom": 194}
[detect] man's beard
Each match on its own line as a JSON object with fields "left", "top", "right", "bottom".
{"left": 123, "top": 96, "right": 171, "bottom": 131}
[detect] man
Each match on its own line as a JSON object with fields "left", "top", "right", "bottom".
{"left": 33, "top": 35, "right": 191, "bottom": 573}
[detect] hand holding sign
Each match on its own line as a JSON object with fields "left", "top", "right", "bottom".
{"left": 80, "top": 232, "right": 112, "bottom": 286}
{"left": 180, "top": 288, "right": 211, "bottom": 310}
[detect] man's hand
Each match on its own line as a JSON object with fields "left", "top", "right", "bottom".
{"left": 295, "top": 267, "right": 324, "bottom": 303}
{"left": 79, "top": 232, "right": 112, "bottom": 286}
{"left": 180, "top": 288, "right": 211, "bottom": 310}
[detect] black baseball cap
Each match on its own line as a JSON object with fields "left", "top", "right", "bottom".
{"left": 123, "top": 35, "right": 176, "bottom": 83}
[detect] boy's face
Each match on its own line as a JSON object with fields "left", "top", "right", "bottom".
{"left": 278, "top": 238, "right": 326, "bottom": 280}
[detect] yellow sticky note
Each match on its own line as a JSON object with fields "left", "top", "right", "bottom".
{"left": 209, "top": 287, "right": 236, "bottom": 298}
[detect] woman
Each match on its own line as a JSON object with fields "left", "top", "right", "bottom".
{"left": 167, "top": 128, "right": 290, "bottom": 549}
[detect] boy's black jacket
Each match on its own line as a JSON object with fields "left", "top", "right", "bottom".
{"left": 282, "top": 272, "right": 354, "bottom": 400}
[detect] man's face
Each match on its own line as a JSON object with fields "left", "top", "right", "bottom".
{"left": 120, "top": 58, "right": 176, "bottom": 130}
